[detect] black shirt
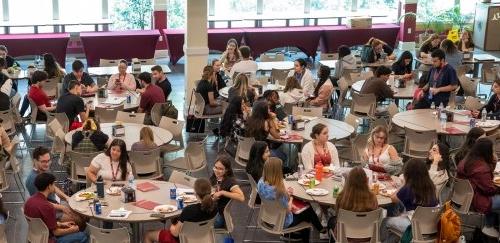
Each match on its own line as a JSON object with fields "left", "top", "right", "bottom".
{"left": 62, "top": 72, "right": 95, "bottom": 94}
{"left": 392, "top": 62, "right": 412, "bottom": 75}
{"left": 0, "top": 92, "right": 10, "bottom": 111}
{"left": 196, "top": 79, "right": 214, "bottom": 105}
{"left": 56, "top": 93, "right": 85, "bottom": 122}
{"left": 483, "top": 94, "right": 500, "bottom": 119}
{"left": 5, "top": 55, "right": 19, "bottom": 68}
{"left": 156, "top": 77, "right": 172, "bottom": 100}
{"left": 211, "top": 176, "right": 238, "bottom": 216}
{"left": 179, "top": 203, "right": 218, "bottom": 223}
{"left": 419, "top": 43, "right": 439, "bottom": 57}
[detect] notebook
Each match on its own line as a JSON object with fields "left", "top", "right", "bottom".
{"left": 291, "top": 198, "right": 310, "bottom": 214}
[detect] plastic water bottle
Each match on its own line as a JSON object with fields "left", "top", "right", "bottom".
{"left": 430, "top": 102, "right": 436, "bottom": 110}
{"left": 128, "top": 174, "right": 136, "bottom": 190}
{"left": 298, "top": 164, "right": 304, "bottom": 178}
{"left": 481, "top": 109, "right": 487, "bottom": 122}
{"left": 440, "top": 110, "right": 447, "bottom": 128}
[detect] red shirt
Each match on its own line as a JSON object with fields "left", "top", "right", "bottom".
{"left": 140, "top": 84, "right": 165, "bottom": 113}
{"left": 29, "top": 85, "right": 51, "bottom": 108}
{"left": 24, "top": 192, "right": 57, "bottom": 243}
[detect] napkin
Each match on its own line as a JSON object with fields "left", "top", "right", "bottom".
{"left": 134, "top": 200, "right": 161, "bottom": 210}
{"left": 108, "top": 209, "right": 132, "bottom": 218}
{"left": 444, "top": 127, "right": 464, "bottom": 134}
{"left": 136, "top": 182, "right": 160, "bottom": 192}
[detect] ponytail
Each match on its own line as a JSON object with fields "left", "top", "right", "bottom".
{"left": 194, "top": 178, "right": 215, "bottom": 212}
{"left": 200, "top": 193, "right": 215, "bottom": 212}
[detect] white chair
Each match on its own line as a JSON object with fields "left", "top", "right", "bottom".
{"left": 95, "top": 105, "right": 123, "bottom": 123}
{"left": 0, "top": 108, "right": 16, "bottom": 136}
{"left": 458, "top": 76, "right": 479, "bottom": 98}
{"left": 234, "top": 135, "right": 256, "bottom": 168}
{"left": 193, "top": 91, "right": 224, "bottom": 119}
{"left": 138, "top": 58, "right": 156, "bottom": 65}
{"left": 0, "top": 212, "right": 7, "bottom": 243}
{"left": 27, "top": 97, "right": 46, "bottom": 143}
{"left": 151, "top": 102, "right": 167, "bottom": 126}
{"left": 87, "top": 223, "right": 130, "bottom": 243}
{"left": 463, "top": 96, "right": 483, "bottom": 111}
{"left": 25, "top": 215, "right": 50, "bottom": 243}
{"left": 215, "top": 200, "right": 235, "bottom": 236}
{"left": 116, "top": 111, "right": 145, "bottom": 124}
{"left": 179, "top": 219, "right": 216, "bottom": 243}
{"left": 0, "top": 154, "right": 25, "bottom": 203}
{"left": 292, "top": 106, "right": 323, "bottom": 117}
{"left": 129, "top": 148, "right": 163, "bottom": 180}
{"left": 350, "top": 92, "right": 376, "bottom": 121}
{"left": 242, "top": 173, "right": 260, "bottom": 242}
{"left": 10, "top": 92, "right": 22, "bottom": 125}
{"left": 42, "top": 77, "right": 60, "bottom": 98}
{"left": 349, "top": 71, "right": 373, "bottom": 85}
{"left": 51, "top": 128, "right": 68, "bottom": 174}
{"left": 333, "top": 208, "right": 383, "bottom": 243}
{"left": 451, "top": 178, "right": 474, "bottom": 214}
{"left": 165, "top": 141, "right": 209, "bottom": 175}
{"left": 69, "top": 151, "right": 100, "bottom": 185}
{"left": 335, "top": 77, "right": 351, "bottom": 117}
{"left": 259, "top": 53, "right": 285, "bottom": 62}
{"left": 159, "top": 116, "right": 185, "bottom": 153}
{"left": 99, "top": 59, "right": 121, "bottom": 67}
{"left": 168, "top": 170, "right": 196, "bottom": 188}
{"left": 45, "top": 112, "right": 69, "bottom": 140}
{"left": 402, "top": 127, "right": 437, "bottom": 159}
{"left": 320, "top": 53, "right": 339, "bottom": 60}
{"left": 410, "top": 206, "right": 442, "bottom": 243}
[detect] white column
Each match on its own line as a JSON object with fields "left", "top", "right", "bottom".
{"left": 2, "top": 0, "right": 9, "bottom": 21}
{"left": 52, "top": 0, "right": 59, "bottom": 20}
{"left": 184, "top": 0, "right": 209, "bottom": 113}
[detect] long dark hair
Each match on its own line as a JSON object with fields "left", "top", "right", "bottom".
{"left": 43, "top": 53, "right": 63, "bottom": 78}
{"left": 426, "top": 143, "right": 451, "bottom": 172}
{"left": 403, "top": 158, "right": 437, "bottom": 206}
{"left": 220, "top": 96, "right": 244, "bottom": 137}
{"left": 336, "top": 167, "right": 377, "bottom": 213}
{"left": 194, "top": 178, "right": 216, "bottom": 212}
{"left": 463, "top": 138, "right": 495, "bottom": 173}
{"left": 314, "top": 65, "right": 331, "bottom": 97}
{"left": 210, "top": 154, "right": 235, "bottom": 185}
{"left": 245, "top": 100, "right": 271, "bottom": 140}
{"left": 394, "top": 51, "right": 413, "bottom": 70}
{"left": 246, "top": 141, "right": 268, "bottom": 180}
{"left": 455, "top": 127, "right": 485, "bottom": 164}
{"left": 105, "top": 139, "right": 130, "bottom": 181}
{"left": 440, "top": 39, "right": 459, "bottom": 55}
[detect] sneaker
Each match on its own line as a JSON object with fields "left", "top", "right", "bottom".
{"left": 482, "top": 226, "right": 499, "bottom": 238}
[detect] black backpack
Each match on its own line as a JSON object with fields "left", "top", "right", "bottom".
{"left": 360, "top": 45, "right": 375, "bottom": 63}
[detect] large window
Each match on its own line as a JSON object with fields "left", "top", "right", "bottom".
{"left": 109, "top": 0, "right": 153, "bottom": 30}
{"left": 357, "top": 0, "right": 398, "bottom": 23}
{"left": 167, "top": 0, "right": 185, "bottom": 29}
{"left": 59, "top": 0, "right": 102, "bottom": 22}
{"left": 9, "top": 0, "right": 52, "bottom": 23}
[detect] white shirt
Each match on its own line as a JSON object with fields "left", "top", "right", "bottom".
{"left": 279, "top": 88, "right": 305, "bottom": 104}
{"left": 90, "top": 153, "right": 132, "bottom": 181}
{"left": 288, "top": 69, "right": 315, "bottom": 97}
{"left": 229, "top": 59, "right": 258, "bottom": 84}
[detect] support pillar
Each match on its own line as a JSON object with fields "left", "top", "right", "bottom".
{"left": 153, "top": 0, "right": 168, "bottom": 57}
{"left": 398, "top": 0, "right": 418, "bottom": 51}
{"left": 184, "top": 0, "right": 209, "bottom": 114}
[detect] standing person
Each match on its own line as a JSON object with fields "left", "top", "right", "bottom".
{"left": 440, "top": 39, "right": 463, "bottom": 70}
{"left": 43, "top": 53, "right": 65, "bottom": 79}
{"left": 382, "top": 158, "right": 438, "bottom": 242}
{"left": 363, "top": 126, "right": 402, "bottom": 175}
{"left": 257, "top": 157, "right": 326, "bottom": 242}
{"left": 456, "top": 138, "right": 499, "bottom": 235}
{"left": 426, "top": 143, "right": 451, "bottom": 195}
{"left": 24, "top": 173, "right": 89, "bottom": 243}
{"left": 418, "top": 49, "right": 459, "bottom": 108}
{"left": 419, "top": 34, "right": 441, "bottom": 58}
{"left": 0, "top": 45, "right": 19, "bottom": 67}
{"left": 151, "top": 65, "right": 172, "bottom": 100}
{"left": 280, "top": 76, "right": 304, "bottom": 104}
{"left": 472, "top": 78, "right": 500, "bottom": 120}
{"left": 196, "top": 65, "right": 223, "bottom": 115}
{"left": 307, "top": 65, "right": 334, "bottom": 109}
{"left": 56, "top": 81, "right": 90, "bottom": 129}
{"left": 210, "top": 155, "right": 245, "bottom": 228}
{"left": 301, "top": 123, "right": 340, "bottom": 171}
{"left": 131, "top": 127, "right": 158, "bottom": 151}
{"left": 107, "top": 59, "right": 136, "bottom": 92}
{"left": 360, "top": 66, "right": 394, "bottom": 102}
{"left": 29, "top": 70, "right": 56, "bottom": 121}
{"left": 219, "top": 96, "right": 249, "bottom": 139}
{"left": 71, "top": 119, "right": 109, "bottom": 153}
{"left": 228, "top": 46, "right": 258, "bottom": 84}
{"left": 391, "top": 51, "right": 414, "bottom": 78}
{"left": 211, "top": 59, "right": 227, "bottom": 97}
{"left": 454, "top": 127, "right": 486, "bottom": 165}
{"left": 62, "top": 60, "right": 96, "bottom": 95}
{"left": 137, "top": 72, "right": 165, "bottom": 125}
{"left": 288, "top": 58, "right": 315, "bottom": 97}
{"left": 220, "top": 38, "right": 241, "bottom": 72}
{"left": 456, "top": 29, "right": 474, "bottom": 52}
{"left": 86, "top": 139, "right": 132, "bottom": 183}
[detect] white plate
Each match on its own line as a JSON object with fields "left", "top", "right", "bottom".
{"left": 306, "top": 188, "right": 329, "bottom": 196}
{"left": 177, "top": 195, "right": 197, "bottom": 203}
{"left": 298, "top": 178, "right": 320, "bottom": 186}
{"left": 371, "top": 183, "right": 386, "bottom": 190}
{"left": 477, "top": 120, "right": 500, "bottom": 128}
{"left": 75, "top": 192, "right": 96, "bottom": 201}
{"left": 153, "top": 205, "right": 177, "bottom": 214}
{"left": 106, "top": 187, "right": 121, "bottom": 195}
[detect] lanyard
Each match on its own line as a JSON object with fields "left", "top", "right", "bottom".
{"left": 431, "top": 66, "right": 445, "bottom": 88}
{"left": 110, "top": 161, "right": 119, "bottom": 181}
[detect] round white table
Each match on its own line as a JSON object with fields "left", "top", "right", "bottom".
{"left": 81, "top": 90, "right": 140, "bottom": 111}
{"left": 351, "top": 78, "right": 417, "bottom": 100}
{"left": 65, "top": 122, "right": 173, "bottom": 151}
{"left": 68, "top": 180, "right": 192, "bottom": 243}
{"left": 392, "top": 109, "right": 499, "bottom": 135}
{"left": 219, "top": 84, "right": 284, "bottom": 99}
{"left": 271, "top": 117, "right": 355, "bottom": 143}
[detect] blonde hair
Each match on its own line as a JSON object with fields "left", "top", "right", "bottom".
{"left": 262, "top": 157, "right": 287, "bottom": 198}
{"left": 283, "top": 76, "right": 302, "bottom": 93}
{"left": 233, "top": 73, "right": 249, "bottom": 99}
{"left": 422, "top": 34, "right": 440, "bottom": 48}
{"left": 367, "top": 125, "right": 388, "bottom": 148}
{"left": 82, "top": 118, "right": 98, "bottom": 131}
{"left": 139, "top": 127, "right": 155, "bottom": 146}
{"left": 367, "top": 37, "right": 387, "bottom": 48}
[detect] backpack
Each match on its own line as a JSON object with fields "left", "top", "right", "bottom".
{"left": 360, "top": 45, "right": 375, "bottom": 63}
{"left": 161, "top": 100, "right": 178, "bottom": 120}
{"left": 438, "top": 201, "right": 461, "bottom": 243}
{"left": 400, "top": 225, "right": 412, "bottom": 243}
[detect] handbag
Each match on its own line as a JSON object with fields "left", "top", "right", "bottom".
{"left": 185, "top": 90, "right": 205, "bottom": 133}
{"left": 360, "top": 45, "right": 375, "bottom": 63}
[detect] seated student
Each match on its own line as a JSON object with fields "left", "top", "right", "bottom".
{"left": 220, "top": 38, "right": 242, "bottom": 72}
{"left": 86, "top": 139, "right": 132, "bottom": 183}
{"left": 62, "top": 60, "right": 96, "bottom": 95}
{"left": 43, "top": 53, "right": 65, "bottom": 79}
{"left": 391, "top": 51, "right": 414, "bottom": 79}
{"left": 457, "top": 138, "right": 499, "bottom": 235}
{"left": 0, "top": 58, "right": 13, "bottom": 96}
{"left": 131, "top": 127, "right": 158, "bottom": 151}
{"left": 24, "top": 173, "right": 88, "bottom": 243}
{"left": 107, "top": 59, "right": 136, "bottom": 92}
{"left": 228, "top": 73, "right": 256, "bottom": 105}
{"left": 0, "top": 45, "right": 19, "bottom": 67}
{"left": 362, "top": 37, "right": 396, "bottom": 63}
{"left": 333, "top": 45, "right": 357, "bottom": 81}
{"left": 419, "top": 34, "right": 441, "bottom": 58}
{"left": 246, "top": 141, "right": 270, "bottom": 183}
{"left": 301, "top": 123, "right": 340, "bottom": 171}
{"left": 415, "top": 49, "right": 459, "bottom": 109}
{"left": 56, "top": 80, "right": 90, "bottom": 129}
{"left": 196, "top": 65, "right": 223, "bottom": 115}
{"left": 454, "top": 127, "right": 485, "bottom": 165}
{"left": 245, "top": 100, "right": 284, "bottom": 158}
{"left": 307, "top": 65, "right": 334, "bottom": 109}
{"left": 456, "top": 29, "right": 474, "bottom": 52}
{"left": 280, "top": 76, "right": 304, "bottom": 104}
{"left": 25, "top": 147, "right": 87, "bottom": 230}
{"left": 262, "top": 90, "right": 287, "bottom": 121}
{"left": 363, "top": 125, "right": 402, "bottom": 175}
{"left": 143, "top": 178, "right": 217, "bottom": 243}
{"left": 360, "top": 66, "right": 394, "bottom": 102}
{"left": 211, "top": 59, "right": 227, "bottom": 98}
{"left": 0, "top": 123, "right": 12, "bottom": 155}
{"left": 137, "top": 72, "right": 165, "bottom": 125}
{"left": 0, "top": 193, "right": 6, "bottom": 224}
{"left": 440, "top": 39, "right": 463, "bottom": 70}
{"left": 29, "top": 70, "right": 56, "bottom": 121}
{"left": 151, "top": 65, "right": 172, "bottom": 100}
{"left": 288, "top": 58, "right": 315, "bottom": 97}
{"left": 381, "top": 158, "right": 438, "bottom": 242}
{"left": 426, "top": 143, "right": 451, "bottom": 195}
{"left": 71, "top": 119, "right": 109, "bottom": 153}
{"left": 219, "top": 96, "right": 249, "bottom": 139}
{"left": 228, "top": 45, "right": 258, "bottom": 84}
{"left": 472, "top": 78, "right": 500, "bottom": 120}
{"left": 210, "top": 155, "right": 245, "bottom": 228}
{"left": 257, "top": 157, "right": 325, "bottom": 243}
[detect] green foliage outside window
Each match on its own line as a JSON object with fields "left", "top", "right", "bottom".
{"left": 112, "top": 0, "right": 153, "bottom": 30}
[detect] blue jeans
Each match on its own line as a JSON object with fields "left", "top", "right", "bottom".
{"left": 56, "top": 231, "right": 88, "bottom": 243}
{"left": 214, "top": 213, "right": 225, "bottom": 228}
{"left": 485, "top": 195, "right": 500, "bottom": 226}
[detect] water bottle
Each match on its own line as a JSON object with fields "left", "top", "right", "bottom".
{"left": 440, "top": 110, "right": 447, "bottom": 128}
{"left": 298, "top": 164, "right": 304, "bottom": 178}
{"left": 458, "top": 235, "right": 466, "bottom": 243}
{"left": 96, "top": 176, "right": 104, "bottom": 198}
{"left": 128, "top": 174, "right": 136, "bottom": 190}
{"left": 430, "top": 102, "right": 436, "bottom": 110}
{"left": 481, "top": 109, "right": 487, "bottom": 122}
